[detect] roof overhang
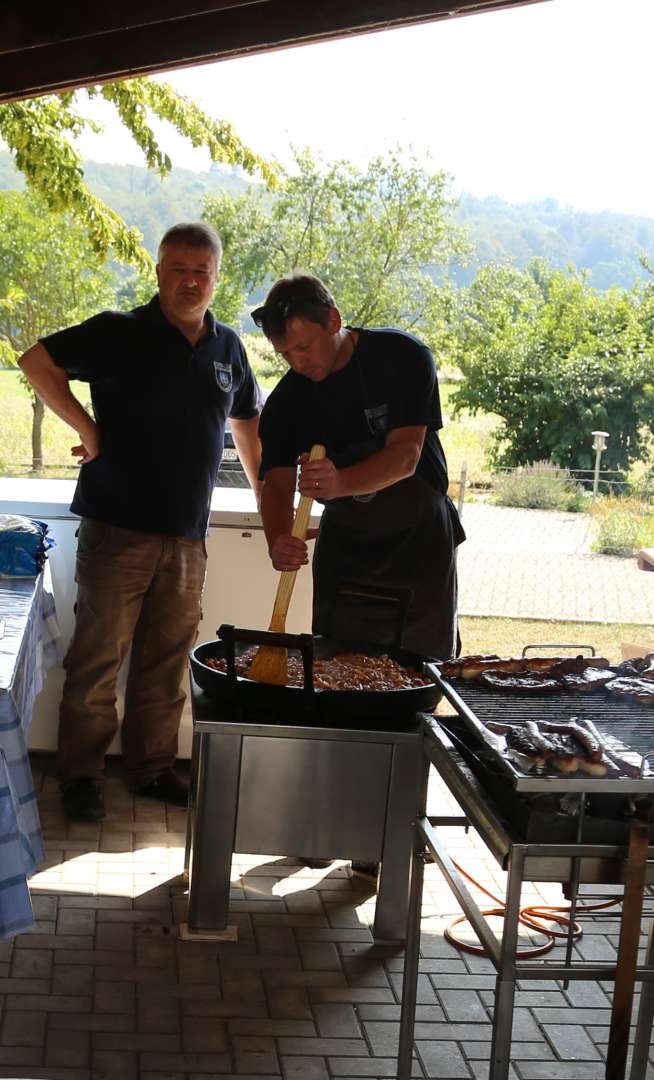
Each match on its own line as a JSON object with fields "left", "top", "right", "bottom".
{"left": 1, "top": 0, "right": 551, "bottom": 104}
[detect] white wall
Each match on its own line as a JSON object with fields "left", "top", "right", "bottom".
{"left": 1, "top": 480, "right": 317, "bottom": 758}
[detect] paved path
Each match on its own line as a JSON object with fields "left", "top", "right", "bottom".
{"left": 457, "top": 504, "right": 654, "bottom": 625}
{"left": 12, "top": 756, "right": 652, "bottom": 1080}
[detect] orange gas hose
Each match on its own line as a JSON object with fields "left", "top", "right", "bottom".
{"left": 443, "top": 857, "right": 619, "bottom": 958}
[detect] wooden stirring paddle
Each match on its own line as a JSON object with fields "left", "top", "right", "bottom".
{"left": 247, "top": 444, "right": 326, "bottom": 685}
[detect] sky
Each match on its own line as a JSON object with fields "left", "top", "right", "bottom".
{"left": 72, "top": 0, "right": 654, "bottom": 218}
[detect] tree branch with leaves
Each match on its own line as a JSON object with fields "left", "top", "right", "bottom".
{"left": 0, "top": 78, "right": 274, "bottom": 271}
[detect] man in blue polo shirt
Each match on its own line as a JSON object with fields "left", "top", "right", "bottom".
{"left": 19, "top": 222, "right": 263, "bottom": 821}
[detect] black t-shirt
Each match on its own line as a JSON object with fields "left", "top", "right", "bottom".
{"left": 42, "top": 296, "right": 262, "bottom": 537}
{"left": 259, "top": 327, "right": 449, "bottom": 494}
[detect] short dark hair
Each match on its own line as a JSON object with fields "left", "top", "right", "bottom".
{"left": 158, "top": 222, "right": 223, "bottom": 268}
{"left": 251, "top": 273, "right": 336, "bottom": 338}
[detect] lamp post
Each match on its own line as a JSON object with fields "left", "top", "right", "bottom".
{"left": 591, "top": 430, "right": 609, "bottom": 499}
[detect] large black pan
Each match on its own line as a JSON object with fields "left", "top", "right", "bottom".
{"left": 189, "top": 624, "right": 441, "bottom": 726}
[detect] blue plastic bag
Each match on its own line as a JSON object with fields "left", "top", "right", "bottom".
{"left": 0, "top": 514, "right": 55, "bottom": 578}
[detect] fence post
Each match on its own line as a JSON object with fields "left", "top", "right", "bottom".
{"left": 457, "top": 461, "right": 467, "bottom": 518}
{"left": 592, "top": 431, "right": 609, "bottom": 500}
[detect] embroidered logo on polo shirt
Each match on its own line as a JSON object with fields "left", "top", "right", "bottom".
{"left": 214, "top": 361, "right": 233, "bottom": 392}
{"left": 364, "top": 404, "right": 389, "bottom": 435}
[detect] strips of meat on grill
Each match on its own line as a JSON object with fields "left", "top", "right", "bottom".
{"left": 485, "top": 720, "right": 610, "bottom": 775}
{"left": 575, "top": 717, "right": 644, "bottom": 778}
{"left": 441, "top": 654, "right": 611, "bottom": 692}
{"left": 604, "top": 677, "right": 654, "bottom": 704}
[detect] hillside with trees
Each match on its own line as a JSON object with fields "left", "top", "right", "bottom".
{"left": 1, "top": 151, "right": 653, "bottom": 291}
{"left": 453, "top": 194, "right": 654, "bottom": 291}
{"left": 2, "top": 143, "right": 654, "bottom": 484}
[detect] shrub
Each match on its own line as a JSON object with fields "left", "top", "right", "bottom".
{"left": 491, "top": 461, "right": 587, "bottom": 511}
{"left": 449, "top": 261, "right": 654, "bottom": 477}
{"left": 242, "top": 332, "right": 283, "bottom": 386}
{"left": 591, "top": 496, "right": 654, "bottom": 555}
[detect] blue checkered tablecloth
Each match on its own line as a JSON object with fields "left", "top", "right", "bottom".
{"left": 0, "top": 565, "right": 61, "bottom": 939}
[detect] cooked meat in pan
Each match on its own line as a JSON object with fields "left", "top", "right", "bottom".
{"left": 205, "top": 649, "right": 431, "bottom": 690}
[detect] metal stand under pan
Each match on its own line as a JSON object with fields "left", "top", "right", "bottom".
{"left": 183, "top": 623, "right": 439, "bottom": 944}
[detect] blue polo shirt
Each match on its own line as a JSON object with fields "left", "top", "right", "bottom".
{"left": 42, "top": 296, "right": 262, "bottom": 538}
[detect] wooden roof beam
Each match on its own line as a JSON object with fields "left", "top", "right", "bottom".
{"left": 0, "top": 0, "right": 550, "bottom": 104}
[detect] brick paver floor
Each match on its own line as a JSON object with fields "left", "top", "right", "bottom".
{"left": 457, "top": 505, "right": 654, "bottom": 625}
{"left": 2, "top": 755, "right": 651, "bottom": 1079}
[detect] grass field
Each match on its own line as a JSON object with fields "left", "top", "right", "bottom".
{"left": 0, "top": 369, "right": 89, "bottom": 477}
{"left": 2, "top": 366, "right": 651, "bottom": 650}
{"left": 0, "top": 368, "right": 500, "bottom": 481}
{"left": 439, "top": 383, "right": 499, "bottom": 488}
{"left": 459, "top": 615, "right": 654, "bottom": 665}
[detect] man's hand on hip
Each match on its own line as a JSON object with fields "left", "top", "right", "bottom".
{"left": 71, "top": 423, "right": 100, "bottom": 465}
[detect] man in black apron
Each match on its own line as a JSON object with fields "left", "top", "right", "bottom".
{"left": 253, "top": 273, "right": 464, "bottom": 661}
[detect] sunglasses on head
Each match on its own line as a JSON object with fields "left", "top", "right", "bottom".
{"left": 251, "top": 298, "right": 294, "bottom": 330}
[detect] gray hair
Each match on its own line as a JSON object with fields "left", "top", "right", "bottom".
{"left": 158, "top": 222, "right": 223, "bottom": 269}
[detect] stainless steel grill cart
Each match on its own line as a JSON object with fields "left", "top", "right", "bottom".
{"left": 398, "top": 672, "right": 654, "bottom": 1080}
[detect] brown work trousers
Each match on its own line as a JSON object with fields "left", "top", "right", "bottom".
{"left": 57, "top": 519, "right": 207, "bottom": 787}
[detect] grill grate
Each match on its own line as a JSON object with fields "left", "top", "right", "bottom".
{"left": 444, "top": 680, "right": 654, "bottom": 757}
{"left": 437, "top": 679, "right": 654, "bottom": 793}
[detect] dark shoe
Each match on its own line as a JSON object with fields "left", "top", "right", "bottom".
{"left": 351, "top": 860, "right": 379, "bottom": 884}
{"left": 61, "top": 777, "right": 106, "bottom": 822}
{"left": 300, "top": 858, "right": 333, "bottom": 869}
{"left": 133, "top": 768, "right": 189, "bottom": 807}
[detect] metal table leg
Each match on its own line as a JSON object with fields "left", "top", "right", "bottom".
{"left": 489, "top": 845, "right": 525, "bottom": 1080}
{"left": 562, "top": 794, "right": 586, "bottom": 989}
{"left": 183, "top": 727, "right": 201, "bottom": 880}
{"left": 630, "top": 911, "right": 654, "bottom": 1080}
{"left": 375, "top": 745, "right": 428, "bottom": 942}
{"left": 187, "top": 730, "right": 242, "bottom": 933}
{"left": 607, "top": 806, "right": 652, "bottom": 1080}
{"left": 397, "top": 849, "right": 426, "bottom": 1080}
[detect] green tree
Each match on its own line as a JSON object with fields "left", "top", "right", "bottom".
{"left": 0, "top": 190, "right": 117, "bottom": 470}
{"left": 449, "top": 260, "right": 654, "bottom": 474}
{"left": 181, "top": 186, "right": 272, "bottom": 326}
{"left": 0, "top": 79, "right": 274, "bottom": 270}
{"left": 202, "top": 148, "right": 468, "bottom": 354}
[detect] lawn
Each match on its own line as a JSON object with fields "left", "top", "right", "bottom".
{"left": 0, "top": 369, "right": 90, "bottom": 477}
{"left": 439, "top": 383, "right": 499, "bottom": 489}
{"left": 459, "top": 615, "right": 653, "bottom": 666}
{"left": 0, "top": 368, "right": 500, "bottom": 482}
{"left": 2, "top": 364, "right": 651, "bottom": 656}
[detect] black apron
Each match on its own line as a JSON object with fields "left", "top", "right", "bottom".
{"left": 311, "top": 366, "right": 465, "bottom": 661}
